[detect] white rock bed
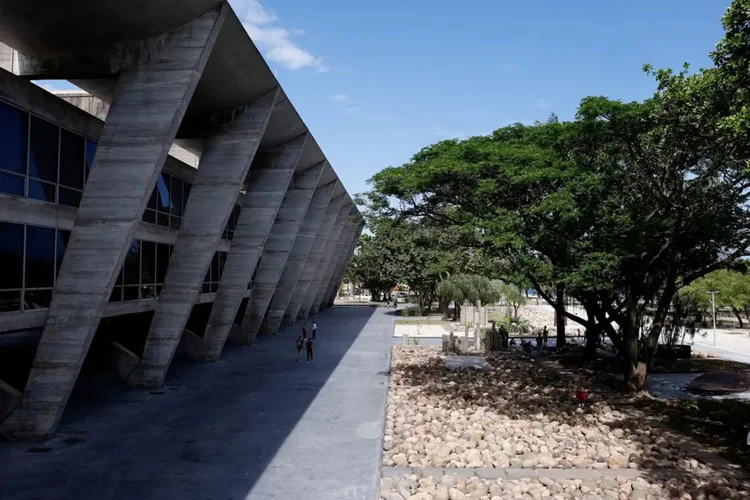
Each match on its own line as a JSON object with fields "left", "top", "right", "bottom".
{"left": 380, "top": 473, "right": 749, "bottom": 500}
{"left": 383, "top": 347, "right": 710, "bottom": 472}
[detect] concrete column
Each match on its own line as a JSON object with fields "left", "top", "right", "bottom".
{"left": 238, "top": 162, "right": 325, "bottom": 344}
{"left": 323, "top": 220, "right": 364, "bottom": 308}
{"left": 186, "top": 133, "right": 309, "bottom": 361}
{"left": 281, "top": 192, "right": 346, "bottom": 326}
{"left": 114, "top": 89, "right": 279, "bottom": 388}
{"left": 298, "top": 201, "right": 353, "bottom": 319}
{"left": 0, "top": 6, "right": 227, "bottom": 440}
{"left": 310, "top": 205, "right": 360, "bottom": 315}
{"left": 261, "top": 181, "right": 338, "bottom": 334}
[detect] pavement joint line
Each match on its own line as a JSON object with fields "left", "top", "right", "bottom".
{"left": 381, "top": 466, "right": 750, "bottom": 480}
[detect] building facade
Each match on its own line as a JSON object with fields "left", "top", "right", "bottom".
{"left": 0, "top": 0, "right": 363, "bottom": 439}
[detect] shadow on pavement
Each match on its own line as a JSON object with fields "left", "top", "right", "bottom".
{"left": 0, "top": 305, "right": 379, "bottom": 500}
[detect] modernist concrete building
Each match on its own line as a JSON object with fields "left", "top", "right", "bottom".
{"left": 0, "top": 1, "right": 363, "bottom": 440}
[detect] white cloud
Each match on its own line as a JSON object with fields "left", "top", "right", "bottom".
{"left": 535, "top": 99, "right": 549, "bottom": 110}
{"left": 345, "top": 106, "right": 359, "bottom": 113}
{"left": 332, "top": 93, "right": 353, "bottom": 102}
{"left": 231, "top": 0, "right": 329, "bottom": 73}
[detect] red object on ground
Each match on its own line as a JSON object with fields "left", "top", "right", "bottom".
{"left": 575, "top": 389, "right": 588, "bottom": 402}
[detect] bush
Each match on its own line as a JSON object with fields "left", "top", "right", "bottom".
{"left": 501, "top": 316, "right": 532, "bottom": 334}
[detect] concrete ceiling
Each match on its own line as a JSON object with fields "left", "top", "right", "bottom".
{"left": 0, "top": 0, "right": 356, "bottom": 215}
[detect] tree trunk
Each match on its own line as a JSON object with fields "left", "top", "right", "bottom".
{"left": 582, "top": 300, "right": 599, "bottom": 361}
{"left": 555, "top": 283, "right": 566, "bottom": 348}
{"left": 623, "top": 317, "right": 648, "bottom": 394}
{"left": 732, "top": 308, "right": 744, "bottom": 328}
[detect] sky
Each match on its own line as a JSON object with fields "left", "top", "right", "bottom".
{"left": 39, "top": 0, "right": 732, "bottom": 198}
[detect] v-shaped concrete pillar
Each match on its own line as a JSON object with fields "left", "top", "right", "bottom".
{"left": 185, "top": 133, "right": 309, "bottom": 361}
{"left": 323, "top": 219, "right": 364, "bottom": 308}
{"left": 261, "top": 180, "right": 338, "bottom": 334}
{"left": 282, "top": 191, "right": 346, "bottom": 326}
{"left": 114, "top": 89, "right": 279, "bottom": 388}
{"left": 298, "top": 200, "right": 353, "bottom": 319}
{"left": 0, "top": 5, "right": 228, "bottom": 440}
{"left": 239, "top": 162, "right": 325, "bottom": 344}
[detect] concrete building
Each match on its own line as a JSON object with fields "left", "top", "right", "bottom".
{"left": 0, "top": 1, "right": 363, "bottom": 440}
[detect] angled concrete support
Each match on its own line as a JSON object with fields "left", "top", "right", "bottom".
{"left": 190, "top": 133, "right": 309, "bottom": 361}
{"left": 115, "top": 89, "right": 279, "bottom": 388}
{"left": 298, "top": 200, "right": 353, "bottom": 319}
{"left": 284, "top": 194, "right": 347, "bottom": 324}
{"left": 0, "top": 6, "right": 227, "bottom": 440}
{"left": 310, "top": 205, "right": 360, "bottom": 315}
{"left": 239, "top": 162, "right": 325, "bottom": 344}
{"left": 324, "top": 219, "right": 364, "bottom": 308}
{"left": 261, "top": 181, "right": 338, "bottom": 334}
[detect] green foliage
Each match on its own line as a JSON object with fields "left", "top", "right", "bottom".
{"left": 681, "top": 269, "right": 750, "bottom": 326}
{"left": 436, "top": 274, "right": 501, "bottom": 309}
{"left": 360, "top": 1, "right": 750, "bottom": 393}
{"left": 499, "top": 283, "right": 526, "bottom": 319}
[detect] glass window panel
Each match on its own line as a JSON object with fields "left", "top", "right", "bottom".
{"left": 56, "top": 229, "right": 71, "bottom": 277}
{"left": 202, "top": 283, "right": 210, "bottom": 294}
{"left": 204, "top": 267, "right": 211, "bottom": 285}
{"left": 140, "top": 240, "right": 156, "bottom": 285}
{"left": 155, "top": 285, "right": 162, "bottom": 298}
{"left": 156, "top": 173, "right": 170, "bottom": 212}
{"left": 115, "top": 266, "right": 123, "bottom": 286}
{"left": 59, "top": 129, "right": 84, "bottom": 189}
{"left": 182, "top": 183, "right": 191, "bottom": 213}
{"left": 141, "top": 285, "right": 156, "bottom": 299}
{"left": 25, "top": 290, "right": 52, "bottom": 309}
{"left": 142, "top": 209, "right": 156, "bottom": 224}
{"left": 25, "top": 225, "right": 55, "bottom": 288}
{"left": 171, "top": 177, "right": 183, "bottom": 216}
{"left": 211, "top": 253, "right": 219, "bottom": 281}
{"left": 169, "top": 215, "right": 180, "bottom": 230}
{"left": 123, "top": 239, "right": 140, "bottom": 285}
{"left": 227, "top": 230, "right": 233, "bottom": 242}
{"left": 210, "top": 283, "right": 218, "bottom": 294}
{"left": 157, "top": 212, "right": 169, "bottom": 227}
{"left": 222, "top": 229, "right": 228, "bottom": 240}
{"left": 0, "top": 101, "right": 28, "bottom": 174}
{"left": 123, "top": 286, "right": 139, "bottom": 301}
{"left": 84, "top": 139, "right": 97, "bottom": 181}
{"left": 58, "top": 187, "right": 81, "bottom": 208}
{"left": 109, "top": 287, "right": 121, "bottom": 302}
{"left": 0, "top": 222, "right": 23, "bottom": 289}
{"left": 147, "top": 186, "right": 157, "bottom": 210}
{"left": 0, "top": 290, "right": 21, "bottom": 312}
{"left": 218, "top": 252, "right": 226, "bottom": 279}
{"left": 156, "top": 243, "right": 170, "bottom": 284}
{"left": 28, "top": 116, "right": 59, "bottom": 182}
{"left": 28, "top": 180, "right": 56, "bottom": 203}
{"left": 0, "top": 171, "right": 24, "bottom": 196}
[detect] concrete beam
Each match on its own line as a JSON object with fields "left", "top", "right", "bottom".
{"left": 239, "top": 161, "right": 325, "bottom": 344}
{"left": 298, "top": 200, "right": 352, "bottom": 320}
{"left": 320, "top": 216, "right": 361, "bottom": 309}
{"left": 323, "top": 219, "right": 364, "bottom": 308}
{"left": 0, "top": 5, "right": 227, "bottom": 440}
{"left": 283, "top": 194, "right": 346, "bottom": 325}
{"left": 115, "top": 89, "right": 279, "bottom": 388}
{"left": 260, "top": 181, "right": 337, "bottom": 334}
{"left": 186, "top": 133, "right": 309, "bottom": 361}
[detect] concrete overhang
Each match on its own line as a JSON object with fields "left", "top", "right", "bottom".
{"left": 0, "top": 0, "right": 359, "bottom": 217}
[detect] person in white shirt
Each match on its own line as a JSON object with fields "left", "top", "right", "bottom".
{"left": 312, "top": 321, "right": 317, "bottom": 339}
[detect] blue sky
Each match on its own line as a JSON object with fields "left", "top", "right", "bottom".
{"left": 41, "top": 0, "right": 732, "bottom": 197}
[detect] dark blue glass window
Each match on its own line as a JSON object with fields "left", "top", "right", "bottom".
{"left": 156, "top": 243, "right": 170, "bottom": 284}
{"left": 84, "top": 139, "right": 97, "bottom": 180}
{"left": 0, "top": 221, "right": 23, "bottom": 289}
{"left": 171, "top": 177, "right": 183, "bottom": 217}
{"left": 25, "top": 290, "right": 52, "bottom": 309}
{"left": 141, "top": 240, "right": 156, "bottom": 285}
{"left": 0, "top": 100, "right": 28, "bottom": 174}
{"left": 28, "top": 179, "right": 56, "bottom": 203}
{"left": 0, "top": 291, "right": 21, "bottom": 312}
{"left": 59, "top": 129, "right": 84, "bottom": 189}
{"left": 56, "top": 229, "right": 70, "bottom": 277}
{"left": 28, "top": 116, "right": 59, "bottom": 183}
{"left": 0, "top": 171, "right": 24, "bottom": 196}
{"left": 59, "top": 187, "right": 81, "bottom": 208}
{"left": 156, "top": 173, "right": 170, "bottom": 212}
{"left": 123, "top": 239, "right": 140, "bottom": 285}
{"left": 25, "top": 225, "right": 55, "bottom": 288}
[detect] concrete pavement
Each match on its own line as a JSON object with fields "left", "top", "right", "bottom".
{"left": 0, "top": 305, "right": 392, "bottom": 500}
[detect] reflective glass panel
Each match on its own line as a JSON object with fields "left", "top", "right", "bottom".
{"left": 25, "top": 290, "right": 52, "bottom": 309}
{"left": 123, "top": 239, "right": 140, "bottom": 285}
{"left": 59, "top": 129, "right": 84, "bottom": 189}
{"left": 0, "top": 221, "right": 23, "bottom": 289}
{"left": 56, "top": 229, "right": 70, "bottom": 277}
{"left": 25, "top": 225, "right": 55, "bottom": 288}
{"left": 28, "top": 180, "right": 56, "bottom": 203}
{"left": 0, "top": 171, "right": 24, "bottom": 196}
{"left": 0, "top": 101, "right": 28, "bottom": 174}
{"left": 141, "top": 240, "right": 156, "bottom": 285}
{"left": 28, "top": 116, "right": 58, "bottom": 182}
{"left": 58, "top": 187, "right": 81, "bottom": 208}
{"left": 0, "top": 290, "right": 21, "bottom": 312}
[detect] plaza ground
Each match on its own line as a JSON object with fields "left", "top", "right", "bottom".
{"left": 0, "top": 305, "right": 392, "bottom": 500}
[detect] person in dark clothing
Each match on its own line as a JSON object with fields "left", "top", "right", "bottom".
{"left": 542, "top": 326, "right": 549, "bottom": 350}
{"left": 312, "top": 321, "right": 317, "bottom": 339}
{"left": 302, "top": 323, "right": 308, "bottom": 339}
{"left": 295, "top": 336, "right": 304, "bottom": 362}
{"left": 306, "top": 337, "right": 314, "bottom": 362}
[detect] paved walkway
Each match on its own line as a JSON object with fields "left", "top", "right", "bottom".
{"left": 0, "top": 305, "right": 393, "bottom": 500}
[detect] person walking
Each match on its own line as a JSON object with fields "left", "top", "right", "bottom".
{"left": 312, "top": 321, "right": 317, "bottom": 339}
{"left": 302, "top": 323, "right": 308, "bottom": 339}
{"left": 306, "top": 337, "right": 314, "bottom": 362}
{"left": 295, "top": 335, "right": 304, "bottom": 362}
{"left": 542, "top": 325, "right": 549, "bottom": 351}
